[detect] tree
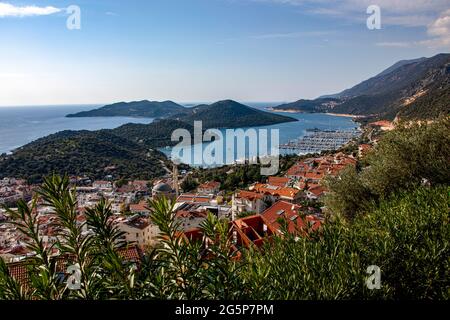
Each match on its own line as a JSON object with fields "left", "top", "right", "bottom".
{"left": 325, "top": 118, "right": 450, "bottom": 219}
{"left": 180, "top": 176, "right": 198, "bottom": 193}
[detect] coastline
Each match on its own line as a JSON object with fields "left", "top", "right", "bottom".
{"left": 268, "top": 108, "right": 362, "bottom": 119}
{"left": 324, "top": 112, "right": 363, "bottom": 118}
{"left": 266, "top": 108, "right": 304, "bottom": 114}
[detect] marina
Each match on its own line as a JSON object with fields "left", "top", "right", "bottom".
{"left": 280, "top": 129, "right": 361, "bottom": 154}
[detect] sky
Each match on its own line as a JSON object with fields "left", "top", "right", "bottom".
{"left": 0, "top": 0, "right": 449, "bottom": 106}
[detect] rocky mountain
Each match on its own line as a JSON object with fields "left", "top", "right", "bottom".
{"left": 374, "top": 57, "right": 427, "bottom": 79}
{"left": 275, "top": 53, "right": 450, "bottom": 120}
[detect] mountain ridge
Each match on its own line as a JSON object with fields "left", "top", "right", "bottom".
{"left": 274, "top": 53, "right": 450, "bottom": 120}
{"left": 170, "top": 100, "right": 298, "bottom": 128}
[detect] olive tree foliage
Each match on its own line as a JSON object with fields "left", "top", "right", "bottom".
{"left": 324, "top": 117, "right": 450, "bottom": 219}
{"left": 240, "top": 186, "right": 450, "bottom": 300}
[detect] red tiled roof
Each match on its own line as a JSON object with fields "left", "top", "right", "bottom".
{"left": 304, "top": 171, "right": 325, "bottom": 180}
{"left": 286, "top": 163, "right": 309, "bottom": 177}
{"left": 308, "top": 185, "right": 326, "bottom": 197}
{"left": 231, "top": 215, "right": 277, "bottom": 249}
{"left": 253, "top": 184, "right": 300, "bottom": 200}
{"left": 261, "top": 201, "right": 321, "bottom": 234}
{"left": 176, "top": 194, "right": 212, "bottom": 204}
{"left": 130, "top": 201, "right": 150, "bottom": 213}
{"left": 117, "top": 245, "right": 142, "bottom": 263}
{"left": 236, "top": 190, "right": 264, "bottom": 201}
{"left": 268, "top": 176, "right": 290, "bottom": 187}
{"left": 175, "top": 210, "right": 208, "bottom": 218}
{"left": 7, "top": 246, "right": 143, "bottom": 291}
{"left": 198, "top": 181, "right": 221, "bottom": 190}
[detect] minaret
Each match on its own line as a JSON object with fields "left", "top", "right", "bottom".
{"left": 173, "top": 163, "right": 179, "bottom": 197}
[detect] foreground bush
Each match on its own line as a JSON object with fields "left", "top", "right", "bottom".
{"left": 325, "top": 117, "right": 450, "bottom": 219}
{"left": 1, "top": 175, "right": 448, "bottom": 300}
{"left": 242, "top": 186, "right": 449, "bottom": 299}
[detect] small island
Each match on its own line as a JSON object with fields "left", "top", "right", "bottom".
{"left": 66, "top": 100, "right": 189, "bottom": 118}
{"left": 67, "top": 99, "right": 298, "bottom": 129}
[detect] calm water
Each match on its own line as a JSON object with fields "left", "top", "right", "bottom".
{"left": 162, "top": 106, "right": 360, "bottom": 167}
{"left": 0, "top": 105, "right": 154, "bottom": 154}
{"left": 0, "top": 104, "right": 358, "bottom": 166}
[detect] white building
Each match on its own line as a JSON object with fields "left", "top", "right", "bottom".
{"left": 117, "top": 216, "right": 160, "bottom": 249}
{"left": 232, "top": 191, "right": 268, "bottom": 216}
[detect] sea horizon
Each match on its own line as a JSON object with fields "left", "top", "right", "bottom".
{"left": 0, "top": 103, "right": 357, "bottom": 156}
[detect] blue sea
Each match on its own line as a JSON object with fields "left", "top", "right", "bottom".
{"left": 161, "top": 106, "right": 360, "bottom": 167}
{"left": 0, "top": 104, "right": 358, "bottom": 163}
{"left": 0, "top": 105, "right": 154, "bottom": 154}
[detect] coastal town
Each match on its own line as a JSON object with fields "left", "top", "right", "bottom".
{"left": 0, "top": 132, "right": 374, "bottom": 265}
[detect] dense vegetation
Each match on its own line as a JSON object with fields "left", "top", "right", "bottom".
{"left": 324, "top": 117, "right": 450, "bottom": 219}
{"left": 1, "top": 109, "right": 449, "bottom": 301}
{"left": 1, "top": 179, "right": 448, "bottom": 300}
{"left": 272, "top": 98, "right": 341, "bottom": 113}
{"left": 68, "top": 99, "right": 297, "bottom": 129}
{"left": 1, "top": 117, "right": 449, "bottom": 299}
{"left": 66, "top": 100, "right": 188, "bottom": 118}
{"left": 170, "top": 100, "right": 297, "bottom": 128}
{"left": 189, "top": 164, "right": 265, "bottom": 192}
{"left": 112, "top": 119, "right": 195, "bottom": 148}
{"left": 0, "top": 129, "right": 168, "bottom": 184}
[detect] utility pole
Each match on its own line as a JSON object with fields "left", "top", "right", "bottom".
{"left": 173, "top": 163, "right": 179, "bottom": 197}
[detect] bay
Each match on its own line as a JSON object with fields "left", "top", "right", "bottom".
{"left": 0, "top": 105, "right": 154, "bottom": 154}
{"left": 162, "top": 106, "right": 360, "bottom": 167}
{"left": 0, "top": 104, "right": 358, "bottom": 167}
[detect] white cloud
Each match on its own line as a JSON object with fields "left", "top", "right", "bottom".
{"left": 0, "top": 2, "right": 61, "bottom": 18}
{"left": 252, "top": 0, "right": 449, "bottom": 27}
{"left": 423, "top": 9, "right": 450, "bottom": 48}
{"left": 375, "top": 10, "right": 450, "bottom": 50}
{"left": 428, "top": 9, "right": 450, "bottom": 37}
{"left": 252, "top": 0, "right": 450, "bottom": 49}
